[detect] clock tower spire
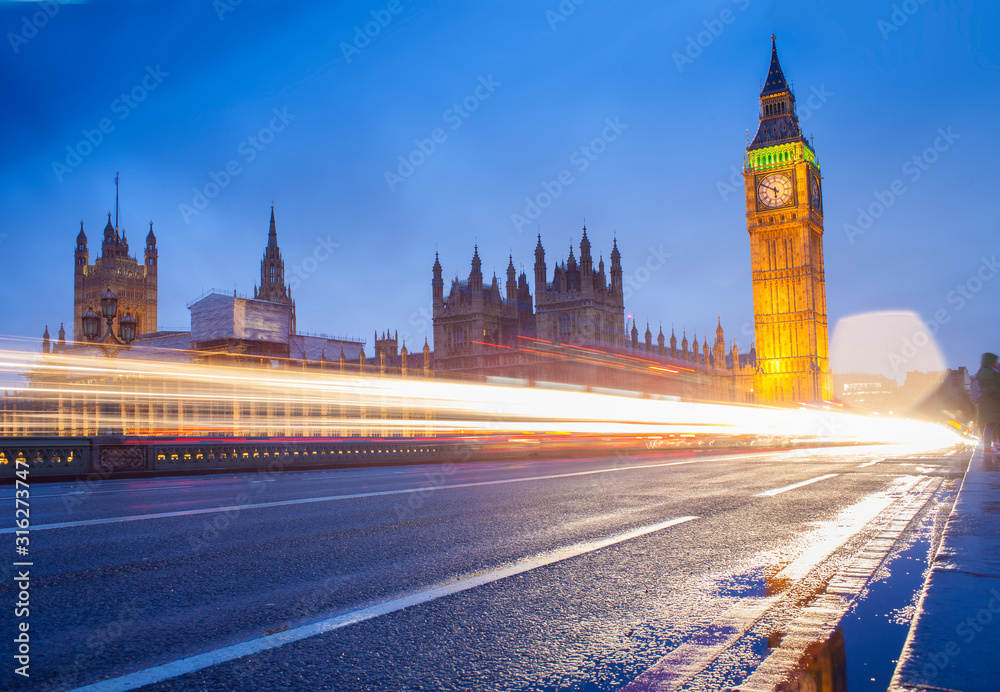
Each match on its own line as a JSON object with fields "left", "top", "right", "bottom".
{"left": 744, "top": 37, "right": 831, "bottom": 404}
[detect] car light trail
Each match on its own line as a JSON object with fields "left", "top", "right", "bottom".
{"left": 0, "top": 347, "right": 970, "bottom": 450}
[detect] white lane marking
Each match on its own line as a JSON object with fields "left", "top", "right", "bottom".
{"left": 624, "top": 475, "right": 931, "bottom": 691}
{"left": 67, "top": 515, "right": 699, "bottom": 692}
{"left": 856, "top": 459, "right": 882, "bottom": 468}
{"left": 756, "top": 473, "right": 839, "bottom": 497}
{"left": 1, "top": 458, "right": 710, "bottom": 534}
{"left": 621, "top": 599, "right": 775, "bottom": 692}
{"left": 772, "top": 475, "right": 922, "bottom": 581}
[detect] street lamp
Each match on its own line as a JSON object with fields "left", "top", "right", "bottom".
{"left": 83, "top": 287, "right": 137, "bottom": 436}
{"left": 119, "top": 310, "right": 136, "bottom": 344}
{"left": 83, "top": 287, "right": 135, "bottom": 358}
{"left": 81, "top": 307, "right": 100, "bottom": 341}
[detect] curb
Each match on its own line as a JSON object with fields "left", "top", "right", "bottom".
{"left": 888, "top": 445, "right": 1000, "bottom": 692}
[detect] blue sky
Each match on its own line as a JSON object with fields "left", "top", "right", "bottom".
{"left": 1, "top": 0, "right": 997, "bottom": 378}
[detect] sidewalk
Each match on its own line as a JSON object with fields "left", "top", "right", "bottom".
{"left": 889, "top": 445, "right": 1000, "bottom": 692}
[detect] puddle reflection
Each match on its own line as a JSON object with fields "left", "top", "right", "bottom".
{"left": 714, "top": 566, "right": 793, "bottom": 599}
{"left": 776, "top": 628, "right": 847, "bottom": 692}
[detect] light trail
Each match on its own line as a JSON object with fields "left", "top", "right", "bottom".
{"left": 0, "top": 347, "right": 971, "bottom": 449}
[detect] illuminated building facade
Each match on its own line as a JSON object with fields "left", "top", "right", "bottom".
{"left": 744, "top": 37, "right": 832, "bottom": 404}
{"left": 432, "top": 232, "right": 757, "bottom": 403}
{"left": 74, "top": 214, "right": 158, "bottom": 343}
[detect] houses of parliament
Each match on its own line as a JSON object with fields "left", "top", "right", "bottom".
{"left": 30, "top": 37, "right": 831, "bottom": 413}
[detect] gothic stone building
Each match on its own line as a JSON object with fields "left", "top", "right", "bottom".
{"left": 74, "top": 214, "right": 158, "bottom": 343}
{"left": 60, "top": 206, "right": 372, "bottom": 370}
{"left": 432, "top": 229, "right": 623, "bottom": 373}
{"left": 533, "top": 228, "right": 625, "bottom": 348}
{"left": 432, "top": 230, "right": 756, "bottom": 402}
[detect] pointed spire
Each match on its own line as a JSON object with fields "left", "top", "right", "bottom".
{"left": 469, "top": 245, "right": 483, "bottom": 291}
{"left": 432, "top": 251, "right": 444, "bottom": 303}
{"left": 267, "top": 205, "right": 278, "bottom": 247}
{"left": 760, "top": 35, "right": 789, "bottom": 97}
{"left": 77, "top": 220, "right": 87, "bottom": 244}
{"left": 749, "top": 34, "right": 805, "bottom": 151}
{"left": 146, "top": 220, "right": 156, "bottom": 244}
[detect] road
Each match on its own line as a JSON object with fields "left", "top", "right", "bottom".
{"left": 1, "top": 443, "right": 969, "bottom": 691}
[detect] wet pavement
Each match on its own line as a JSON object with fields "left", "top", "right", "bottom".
{"left": 889, "top": 446, "right": 1000, "bottom": 692}
{"left": 0, "top": 443, "right": 973, "bottom": 691}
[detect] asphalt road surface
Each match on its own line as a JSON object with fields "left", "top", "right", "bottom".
{"left": 0, "top": 443, "right": 969, "bottom": 691}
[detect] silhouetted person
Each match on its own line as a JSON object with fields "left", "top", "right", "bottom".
{"left": 976, "top": 352, "right": 1000, "bottom": 456}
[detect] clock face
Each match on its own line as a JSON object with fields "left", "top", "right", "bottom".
{"left": 757, "top": 173, "right": 793, "bottom": 208}
{"left": 810, "top": 175, "right": 821, "bottom": 211}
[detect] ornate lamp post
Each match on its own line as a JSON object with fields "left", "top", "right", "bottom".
{"left": 82, "top": 287, "right": 136, "bottom": 358}
{"left": 82, "top": 288, "right": 138, "bottom": 436}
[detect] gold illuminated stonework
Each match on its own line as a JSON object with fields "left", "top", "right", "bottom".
{"left": 74, "top": 215, "right": 158, "bottom": 344}
{"left": 744, "top": 38, "right": 831, "bottom": 405}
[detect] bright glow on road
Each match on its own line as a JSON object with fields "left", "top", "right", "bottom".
{"left": 0, "top": 347, "right": 970, "bottom": 449}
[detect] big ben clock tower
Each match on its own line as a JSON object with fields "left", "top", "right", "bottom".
{"left": 744, "top": 37, "right": 831, "bottom": 405}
